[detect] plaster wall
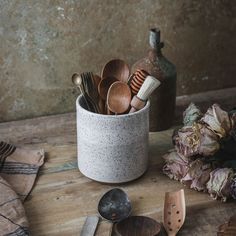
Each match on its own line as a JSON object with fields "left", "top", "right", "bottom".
{"left": 0, "top": 0, "right": 235, "bottom": 122}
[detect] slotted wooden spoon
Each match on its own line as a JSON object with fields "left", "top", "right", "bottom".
{"left": 163, "top": 189, "right": 186, "bottom": 236}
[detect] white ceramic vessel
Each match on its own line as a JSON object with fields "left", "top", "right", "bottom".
{"left": 76, "top": 95, "right": 149, "bottom": 183}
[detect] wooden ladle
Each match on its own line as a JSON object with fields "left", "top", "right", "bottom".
{"left": 101, "top": 59, "right": 130, "bottom": 83}
{"left": 163, "top": 189, "right": 186, "bottom": 236}
{"left": 107, "top": 81, "right": 131, "bottom": 115}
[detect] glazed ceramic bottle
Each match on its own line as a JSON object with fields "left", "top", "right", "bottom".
{"left": 132, "top": 28, "right": 177, "bottom": 131}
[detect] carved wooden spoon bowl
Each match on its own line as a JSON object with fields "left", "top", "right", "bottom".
{"left": 163, "top": 189, "right": 186, "bottom": 236}
{"left": 107, "top": 81, "right": 131, "bottom": 114}
{"left": 101, "top": 59, "right": 130, "bottom": 83}
{"left": 98, "top": 188, "right": 132, "bottom": 223}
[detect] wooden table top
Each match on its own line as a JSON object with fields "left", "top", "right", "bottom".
{"left": 1, "top": 113, "right": 235, "bottom": 236}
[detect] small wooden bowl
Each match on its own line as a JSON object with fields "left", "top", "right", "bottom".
{"left": 115, "top": 216, "right": 161, "bottom": 236}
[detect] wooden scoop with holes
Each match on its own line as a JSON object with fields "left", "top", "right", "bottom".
{"left": 163, "top": 189, "right": 186, "bottom": 236}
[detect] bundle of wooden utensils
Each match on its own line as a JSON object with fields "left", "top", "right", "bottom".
{"left": 72, "top": 59, "right": 161, "bottom": 115}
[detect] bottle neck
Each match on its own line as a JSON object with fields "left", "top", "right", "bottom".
{"left": 148, "top": 42, "right": 164, "bottom": 61}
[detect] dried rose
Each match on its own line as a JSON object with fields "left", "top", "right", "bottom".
{"left": 230, "top": 128, "right": 236, "bottom": 141}
{"left": 206, "top": 168, "right": 235, "bottom": 202}
{"left": 201, "top": 104, "right": 234, "bottom": 138}
{"left": 163, "top": 150, "right": 190, "bottom": 181}
{"left": 183, "top": 103, "right": 202, "bottom": 126}
{"left": 230, "top": 178, "right": 236, "bottom": 200}
{"left": 181, "top": 159, "right": 212, "bottom": 192}
{"left": 229, "top": 108, "right": 236, "bottom": 130}
{"left": 174, "top": 123, "right": 220, "bottom": 157}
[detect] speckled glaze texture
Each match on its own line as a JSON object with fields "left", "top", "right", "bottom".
{"left": 76, "top": 95, "right": 149, "bottom": 183}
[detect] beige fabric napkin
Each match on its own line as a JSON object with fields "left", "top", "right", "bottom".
{"left": 0, "top": 141, "right": 44, "bottom": 236}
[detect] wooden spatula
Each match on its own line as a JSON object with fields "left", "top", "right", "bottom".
{"left": 163, "top": 189, "right": 186, "bottom": 236}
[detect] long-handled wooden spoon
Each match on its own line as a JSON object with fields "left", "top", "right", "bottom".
{"left": 163, "top": 189, "right": 186, "bottom": 236}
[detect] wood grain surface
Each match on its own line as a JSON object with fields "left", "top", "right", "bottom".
{"left": 0, "top": 113, "right": 235, "bottom": 236}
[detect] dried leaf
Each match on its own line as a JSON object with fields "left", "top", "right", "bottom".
{"left": 201, "top": 104, "right": 233, "bottom": 138}
{"left": 183, "top": 103, "right": 202, "bottom": 126}
{"left": 181, "top": 159, "right": 212, "bottom": 192}
{"left": 163, "top": 150, "right": 189, "bottom": 181}
{"left": 230, "top": 178, "right": 236, "bottom": 200}
{"left": 206, "top": 168, "right": 234, "bottom": 202}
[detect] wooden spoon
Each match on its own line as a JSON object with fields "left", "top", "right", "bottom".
{"left": 102, "top": 59, "right": 130, "bottom": 83}
{"left": 107, "top": 81, "right": 131, "bottom": 115}
{"left": 98, "top": 76, "right": 118, "bottom": 101}
{"left": 163, "top": 189, "right": 186, "bottom": 236}
{"left": 115, "top": 216, "right": 161, "bottom": 236}
{"left": 98, "top": 188, "right": 132, "bottom": 235}
{"left": 92, "top": 74, "right": 102, "bottom": 88}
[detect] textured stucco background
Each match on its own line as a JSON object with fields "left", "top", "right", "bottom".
{"left": 0, "top": 0, "right": 235, "bottom": 122}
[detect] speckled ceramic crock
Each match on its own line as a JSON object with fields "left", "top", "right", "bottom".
{"left": 76, "top": 95, "right": 150, "bottom": 183}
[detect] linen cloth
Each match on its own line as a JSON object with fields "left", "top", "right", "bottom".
{"left": 0, "top": 141, "right": 44, "bottom": 236}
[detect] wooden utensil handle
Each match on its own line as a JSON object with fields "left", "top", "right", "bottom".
{"left": 129, "top": 95, "right": 146, "bottom": 113}
{"left": 129, "top": 107, "right": 137, "bottom": 113}
{"left": 168, "top": 233, "right": 176, "bottom": 236}
{"left": 108, "top": 223, "right": 113, "bottom": 236}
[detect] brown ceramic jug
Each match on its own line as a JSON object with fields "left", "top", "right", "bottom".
{"left": 132, "top": 28, "right": 177, "bottom": 131}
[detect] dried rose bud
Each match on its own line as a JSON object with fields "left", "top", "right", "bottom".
{"left": 183, "top": 103, "right": 202, "bottom": 126}
{"left": 201, "top": 104, "right": 234, "bottom": 138}
{"left": 181, "top": 159, "right": 212, "bottom": 192}
{"left": 206, "top": 168, "right": 235, "bottom": 202}
{"left": 174, "top": 123, "right": 220, "bottom": 158}
{"left": 163, "top": 150, "right": 190, "bottom": 181}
